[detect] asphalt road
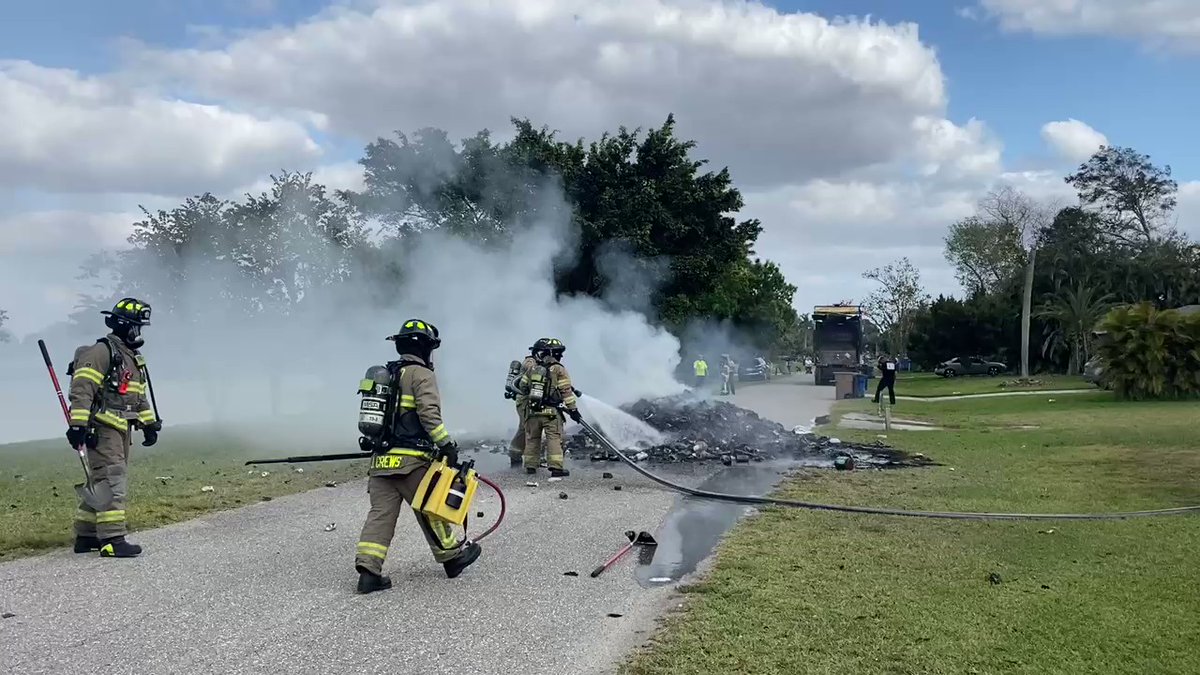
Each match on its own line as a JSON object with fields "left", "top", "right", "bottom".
{"left": 0, "top": 377, "right": 834, "bottom": 675}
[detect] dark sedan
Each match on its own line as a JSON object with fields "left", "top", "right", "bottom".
{"left": 933, "top": 356, "right": 1007, "bottom": 377}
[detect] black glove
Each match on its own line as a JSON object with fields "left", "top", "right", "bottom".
{"left": 504, "top": 390, "right": 515, "bottom": 400}
{"left": 66, "top": 425, "right": 89, "bottom": 449}
{"left": 566, "top": 408, "right": 583, "bottom": 423}
{"left": 573, "top": 388, "right": 582, "bottom": 397}
{"left": 142, "top": 420, "right": 162, "bottom": 447}
{"left": 437, "top": 440, "right": 460, "bottom": 467}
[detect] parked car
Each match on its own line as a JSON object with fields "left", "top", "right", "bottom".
{"left": 740, "top": 356, "right": 772, "bottom": 382}
{"left": 933, "top": 356, "right": 1007, "bottom": 377}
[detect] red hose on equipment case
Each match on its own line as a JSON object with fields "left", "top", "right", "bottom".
{"left": 469, "top": 474, "right": 506, "bottom": 543}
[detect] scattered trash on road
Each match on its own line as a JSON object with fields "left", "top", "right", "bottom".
{"left": 324, "top": 523, "right": 336, "bottom": 532}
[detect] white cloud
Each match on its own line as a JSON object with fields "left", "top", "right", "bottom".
{"left": 2, "top": 0, "right": 1194, "bottom": 337}
{"left": 0, "top": 60, "right": 322, "bottom": 195}
{"left": 1041, "top": 118, "right": 1109, "bottom": 163}
{"left": 0, "top": 209, "right": 138, "bottom": 255}
{"left": 977, "top": 0, "right": 1200, "bottom": 51}
{"left": 132, "top": 0, "right": 952, "bottom": 188}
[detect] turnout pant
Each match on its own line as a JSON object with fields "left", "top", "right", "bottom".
{"left": 509, "top": 405, "right": 527, "bottom": 460}
{"left": 356, "top": 469, "right": 466, "bottom": 573}
{"left": 524, "top": 413, "right": 564, "bottom": 470}
{"left": 874, "top": 378, "right": 896, "bottom": 405}
{"left": 74, "top": 425, "right": 131, "bottom": 540}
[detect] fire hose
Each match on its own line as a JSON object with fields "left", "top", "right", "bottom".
{"left": 245, "top": 453, "right": 507, "bottom": 543}
{"left": 574, "top": 417, "right": 1200, "bottom": 522}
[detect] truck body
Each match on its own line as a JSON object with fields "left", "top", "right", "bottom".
{"left": 812, "top": 304, "right": 864, "bottom": 386}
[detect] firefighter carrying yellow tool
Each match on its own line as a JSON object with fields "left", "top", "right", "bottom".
{"left": 352, "top": 319, "right": 482, "bottom": 594}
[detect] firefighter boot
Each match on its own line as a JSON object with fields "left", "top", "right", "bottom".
{"left": 74, "top": 535, "right": 101, "bottom": 553}
{"left": 99, "top": 536, "right": 142, "bottom": 558}
{"left": 356, "top": 567, "right": 393, "bottom": 594}
{"left": 443, "top": 542, "right": 482, "bottom": 579}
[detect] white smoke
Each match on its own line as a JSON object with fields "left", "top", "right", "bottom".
{"left": 0, "top": 175, "right": 689, "bottom": 449}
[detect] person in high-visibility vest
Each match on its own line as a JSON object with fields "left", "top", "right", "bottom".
{"left": 692, "top": 355, "right": 709, "bottom": 389}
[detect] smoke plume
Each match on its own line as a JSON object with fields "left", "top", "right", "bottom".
{"left": 1, "top": 174, "right": 688, "bottom": 448}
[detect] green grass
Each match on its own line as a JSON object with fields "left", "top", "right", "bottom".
{"left": 623, "top": 393, "right": 1200, "bottom": 675}
{"left": 895, "top": 371, "right": 1094, "bottom": 398}
{"left": 0, "top": 424, "right": 366, "bottom": 561}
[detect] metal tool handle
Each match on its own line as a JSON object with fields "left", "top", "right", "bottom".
{"left": 590, "top": 540, "right": 635, "bottom": 577}
{"left": 38, "top": 339, "right": 72, "bottom": 423}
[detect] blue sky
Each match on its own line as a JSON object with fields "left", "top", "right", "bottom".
{"left": 3, "top": 0, "right": 1195, "bottom": 179}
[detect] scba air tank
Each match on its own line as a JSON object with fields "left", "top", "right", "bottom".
{"left": 503, "top": 359, "right": 521, "bottom": 399}
{"left": 357, "top": 365, "right": 393, "bottom": 439}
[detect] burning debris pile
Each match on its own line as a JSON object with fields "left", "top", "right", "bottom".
{"left": 565, "top": 394, "right": 932, "bottom": 469}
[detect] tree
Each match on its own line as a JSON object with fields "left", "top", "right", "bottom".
{"left": 346, "top": 114, "right": 778, "bottom": 338}
{"left": 862, "top": 257, "right": 930, "bottom": 356}
{"left": 1065, "top": 145, "right": 1179, "bottom": 245}
{"left": 943, "top": 216, "right": 1024, "bottom": 295}
{"left": 1036, "top": 282, "right": 1114, "bottom": 375}
{"left": 0, "top": 308, "right": 10, "bottom": 343}
{"left": 908, "top": 294, "right": 1019, "bottom": 370}
{"left": 973, "top": 186, "right": 1057, "bottom": 377}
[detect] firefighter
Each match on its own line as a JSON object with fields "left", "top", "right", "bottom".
{"left": 508, "top": 341, "right": 541, "bottom": 466}
{"left": 354, "top": 319, "right": 481, "bottom": 594}
{"left": 66, "top": 297, "right": 161, "bottom": 558}
{"left": 517, "top": 337, "right": 580, "bottom": 477}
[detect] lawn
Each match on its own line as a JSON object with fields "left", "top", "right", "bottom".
{"left": 894, "top": 371, "right": 1094, "bottom": 398}
{"left": 0, "top": 423, "right": 368, "bottom": 561}
{"left": 623, "top": 393, "right": 1200, "bottom": 675}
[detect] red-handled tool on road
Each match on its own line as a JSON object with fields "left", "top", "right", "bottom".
{"left": 38, "top": 339, "right": 111, "bottom": 509}
{"left": 590, "top": 530, "right": 658, "bottom": 578}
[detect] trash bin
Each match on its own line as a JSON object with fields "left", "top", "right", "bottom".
{"left": 854, "top": 374, "right": 868, "bottom": 398}
{"left": 834, "top": 371, "right": 857, "bottom": 399}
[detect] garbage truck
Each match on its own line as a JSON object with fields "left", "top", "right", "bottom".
{"left": 812, "top": 304, "right": 864, "bottom": 386}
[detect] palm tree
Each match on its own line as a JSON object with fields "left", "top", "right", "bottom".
{"left": 1036, "top": 282, "right": 1115, "bottom": 374}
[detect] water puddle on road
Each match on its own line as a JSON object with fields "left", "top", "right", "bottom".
{"left": 632, "top": 459, "right": 818, "bottom": 588}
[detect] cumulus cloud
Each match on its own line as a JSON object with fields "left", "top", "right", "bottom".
{"left": 130, "top": 0, "right": 958, "bottom": 188}
{"left": 1041, "top": 118, "right": 1109, "bottom": 163}
{"left": 977, "top": 0, "right": 1200, "bottom": 51}
{"left": 3, "top": 0, "right": 1193, "bottom": 338}
{"left": 0, "top": 60, "right": 322, "bottom": 195}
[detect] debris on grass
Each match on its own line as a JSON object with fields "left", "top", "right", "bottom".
{"left": 201, "top": 485, "right": 215, "bottom": 492}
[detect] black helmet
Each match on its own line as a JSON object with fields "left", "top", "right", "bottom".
{"left": 101, "top": 297, "right": 151, "bottom": 349}
{"left": 536, "top": 337, "right": 565, "bottom": 358}
{"left": 101, "top": 298, "right": 152, "bottom": 326}
{"left": 387, "top": 318, "right": 441, "bottom": 349}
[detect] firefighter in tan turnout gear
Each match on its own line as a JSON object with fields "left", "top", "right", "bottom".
{"left": 517, "top": 338, "right": 581, "bottom": 477}
{"left": 353, "top": 319, "right": 482, "bottom": 594}
{"left": 506, "top": 342, "right": 540, "bottom": 466}
{"left": 66, "top": 298, "right": 161, "bottom": 558}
